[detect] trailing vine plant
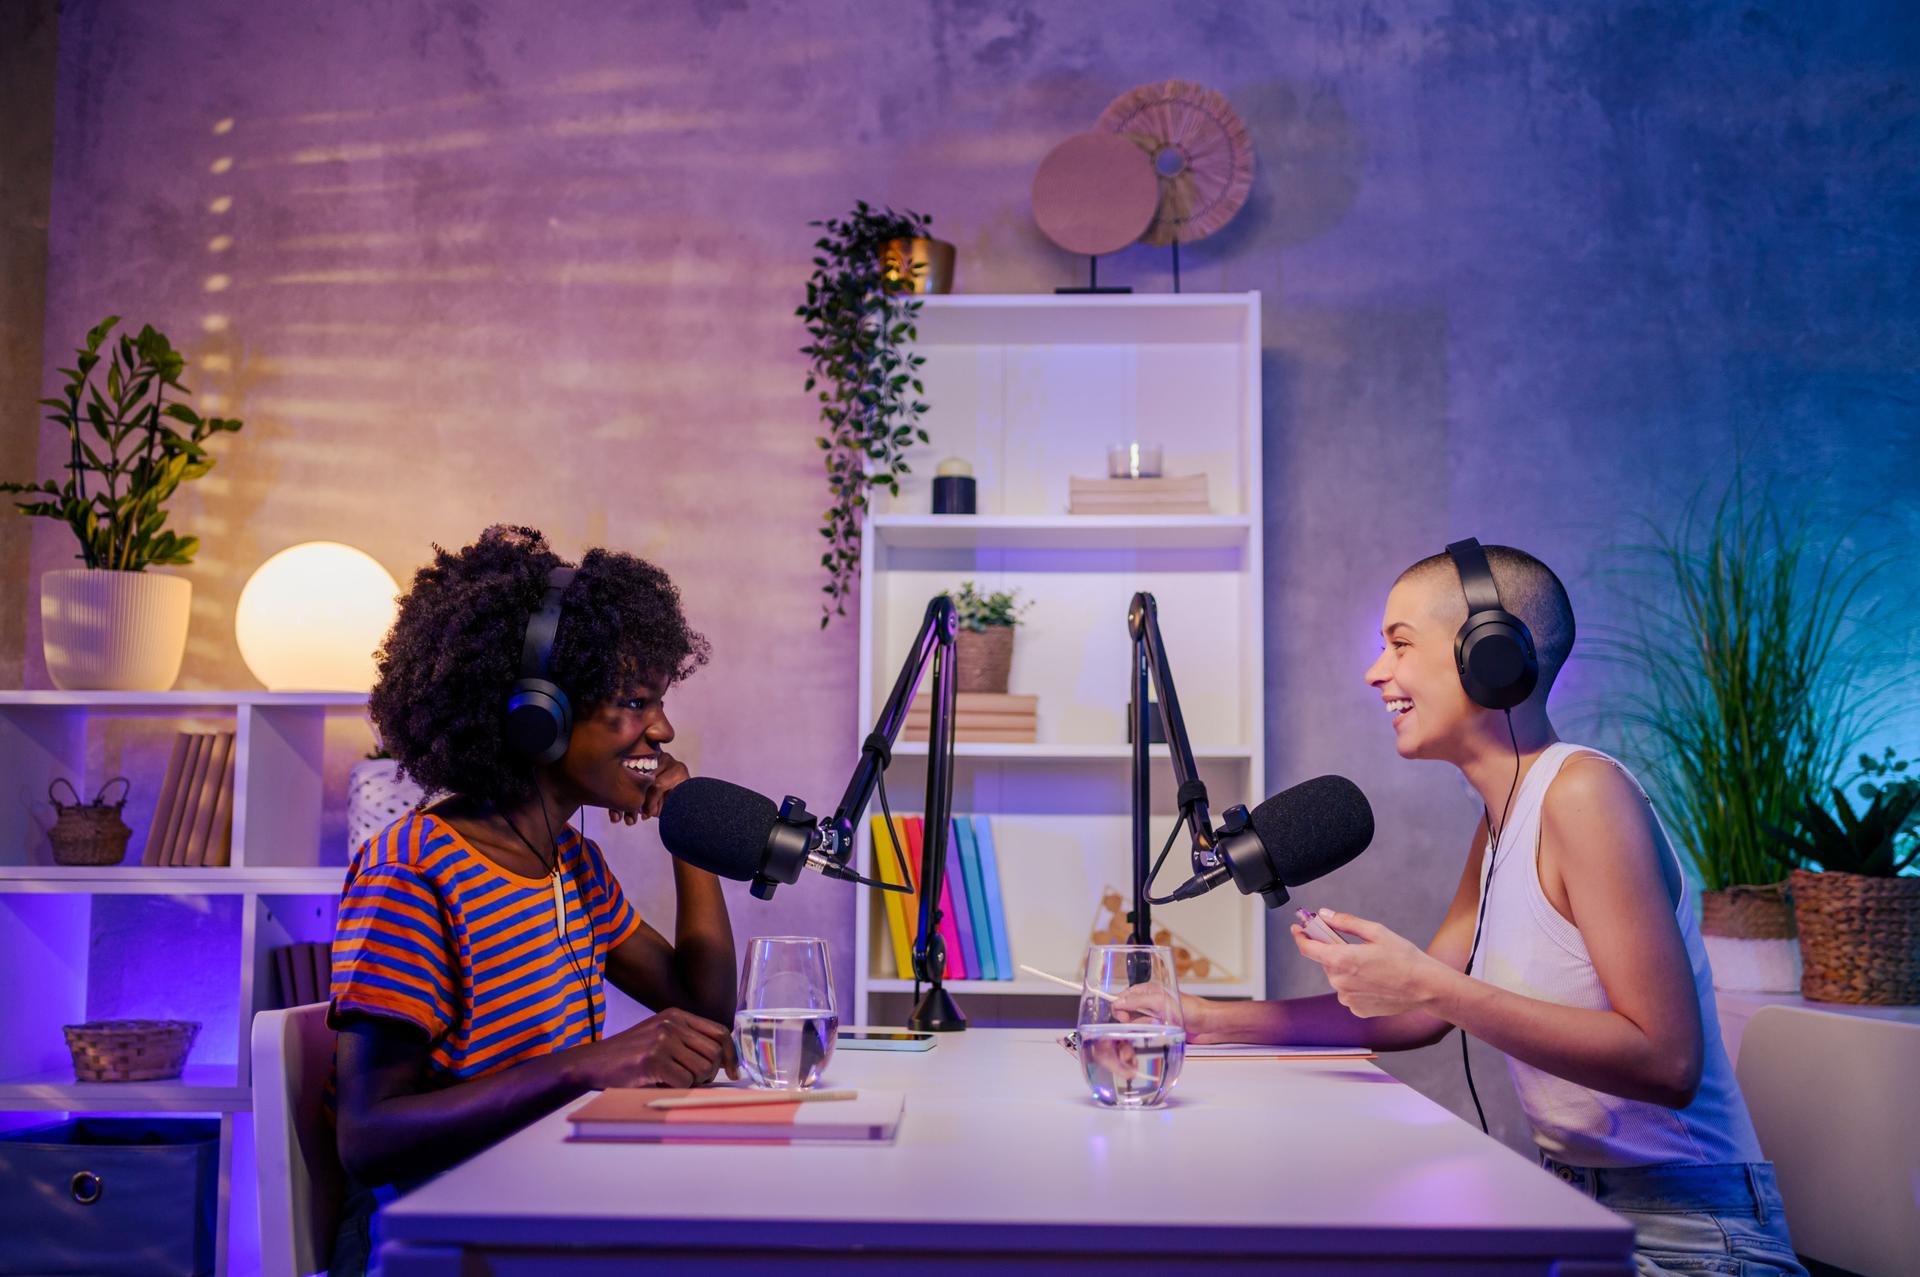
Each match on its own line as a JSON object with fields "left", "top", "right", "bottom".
{"left": 798, "top": 202, "right": 933, "bottom": 628}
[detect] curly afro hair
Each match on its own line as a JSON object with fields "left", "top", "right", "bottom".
{"left": 369, "top": 525, "right": 710, "bottom": 806}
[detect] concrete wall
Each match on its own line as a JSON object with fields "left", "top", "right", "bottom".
{"left": 15, "top": 0, "right": 1920, "bottom": 1146}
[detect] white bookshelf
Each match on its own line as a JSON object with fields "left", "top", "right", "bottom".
{"left": 0, "top": 689, "right": 365, "bottom": 1277}
{"left": 853, "top": 292, "right": 1267, "bottom": 1023}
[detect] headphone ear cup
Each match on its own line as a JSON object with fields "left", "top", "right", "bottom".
{"left": 1456, "top": 618, "right": 1539, "bottom": 711}
{"left": 505, "top": 679, "right": 572, "bottom": 763}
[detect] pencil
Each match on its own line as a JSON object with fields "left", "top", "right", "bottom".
{"left": 646, "top": 1088, "right": 858, "bottom": 1110}
{"left": 1017, "top": 963, "right": 1117, "bottom": 1001}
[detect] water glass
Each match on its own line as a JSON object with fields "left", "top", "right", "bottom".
{"left": 734, "top": 936, "right": 838, "bottom": 1090}
{"left": 1078, "top": 944, "right": 1186, "bottom": 1108}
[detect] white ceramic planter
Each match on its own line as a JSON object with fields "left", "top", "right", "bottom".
{"left": 347, "top": 758, "right": 428, "bottom": 855}
{"left": 1703, "top": 934, "right": 1803, "bottom": 994}
{"left": 41, "top": 568, "right": 192, "bottom": 691}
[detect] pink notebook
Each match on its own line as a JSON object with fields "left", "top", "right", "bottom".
{"left": 566, "top": 1089, "right": 904, "bottom": 1143}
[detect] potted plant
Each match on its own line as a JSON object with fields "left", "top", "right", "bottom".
{"left": 798, "top": 202, "right": 946, "bottom": 628}
{"left": 1599, "top": 486, "right": 1887, "bottom": 992}
{"left": 943, "top": 581, "right": 1030, "bottom": 694}
{"left": 1774, "top": 750, "right": 1920, "bottom": 1004}
{"left": 3, "top": 317, "right": 243, "bottom": 690}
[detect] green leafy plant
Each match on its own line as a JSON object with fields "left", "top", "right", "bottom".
{"left": 1771, "top": 751, "right": 1920, "bottom": 877}
{"left": 2, "top": 316, "right": 242, "bottom": 569}
{"left": 1597, "top": 485, "right": 1890, "bottom": 891}
{"left": 943, "top": 581, "right": 1029, "bottom": 631}
{"left": 798, "top": 202, "right": 933, "bottom": 628}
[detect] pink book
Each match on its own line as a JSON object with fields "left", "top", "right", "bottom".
{"left": 908, "top": 817, "right": 963, "bottom": 980}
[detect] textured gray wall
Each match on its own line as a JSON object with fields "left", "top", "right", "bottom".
{"left": 14, "top": 1, "right": 1920, "bottom": 1146}
{"left": 0, "top": 0, "right": 56, "bottom": 691}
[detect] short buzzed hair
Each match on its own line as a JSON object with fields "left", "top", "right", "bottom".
{"left": 1397, "top": 545, "right": 1576, "bottom": 697}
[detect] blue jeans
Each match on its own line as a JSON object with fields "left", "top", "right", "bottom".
{"left": 1540, "top": 1156, "right": 1809, "bottom": 1277}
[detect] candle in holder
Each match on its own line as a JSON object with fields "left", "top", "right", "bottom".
{"left": 932, "top": 456, "right": 977, "bottom": 514}
{"left": 1107, "top": 443, "right": 1164, "bottom": 479}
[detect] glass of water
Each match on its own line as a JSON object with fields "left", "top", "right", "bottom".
{"left": 1079, "top": 944, "right": 1186, "bottom": 1108}
{"left": 735, "top": 936, "right": 838, "bottom": 1090}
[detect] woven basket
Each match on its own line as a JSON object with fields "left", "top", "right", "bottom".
{"left": 1700, "top": 882, "right": 1796, "bottom": 939}
{"left": 63, "top": 1019, "right": 200, "bottom": 1082}
{"left": 46, "top": 777, "right": 132, "bottom": 866}
{"left": 1790, "top": 869, "right": 1920, "bottom": 1005}
{"left": 956, "top": 625, "right": 1014, "bottom": 694}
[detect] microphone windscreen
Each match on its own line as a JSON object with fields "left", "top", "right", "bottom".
{"left": 657, "top": 776, "right": 778, "bottom": 883}
{"left": 1248, "top": 775, "right": 1374, "bottom": 886}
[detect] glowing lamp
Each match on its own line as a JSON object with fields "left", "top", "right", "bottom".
{"left": 236, "top": 542, "right": 400, "bottom": 691}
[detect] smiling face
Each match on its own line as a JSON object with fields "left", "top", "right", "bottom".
{"left": 549, "top": 669, "right": 675, "bottom": 811}
{"left": 1363, "top": 574, "right": 1478, "bottom": 761}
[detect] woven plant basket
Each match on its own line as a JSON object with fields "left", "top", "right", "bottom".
{"left": 1790, "top": 868, "right": 1920, "bottom": 1005}
{"left": 46, "top": 777, "right": 132, "bottom": 866}
{"left": 63, "top": 1019, "right": 200, "bottom": 1082}
{"left": 956, "top": 625, "right": 1015, "bottom": 694}
{"left": 1701, "top": 883, "right": 1796, "bottom": 939}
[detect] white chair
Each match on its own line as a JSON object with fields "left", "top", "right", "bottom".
{"left": 1735, "top": 1004, "right": 1920, "bottom": 1277}
{"left": 252, "top": 1005, "right": 345, "bottom": 1277}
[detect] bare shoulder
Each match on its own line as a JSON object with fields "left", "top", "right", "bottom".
{"left": 1541, "top": 751, "right": 1681, "bottom": 904}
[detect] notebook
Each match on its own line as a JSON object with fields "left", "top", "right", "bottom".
{"left": 566, "top": 1088, "right": 906, "bottom": 1143}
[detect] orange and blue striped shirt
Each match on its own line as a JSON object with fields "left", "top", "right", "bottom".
{"left": 327, "top": 810, "right": 640, "bottom": 1082}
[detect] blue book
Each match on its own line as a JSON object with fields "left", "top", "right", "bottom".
{"left": 972, "top": 815, "right": 1014, "bottom": 980}
{"left": 945, "top": 823, "right": 981, "bottom": 978}
{"left": 954, "top": 817, "right": 997, "bottom": 980}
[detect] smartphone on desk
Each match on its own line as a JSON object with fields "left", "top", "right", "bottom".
{"left": 836, "top": 1027, "right": 937, "bottom": 1052}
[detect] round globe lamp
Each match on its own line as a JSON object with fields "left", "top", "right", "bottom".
{"left": 236, "top": 542, "right": 399, "bottom": 691}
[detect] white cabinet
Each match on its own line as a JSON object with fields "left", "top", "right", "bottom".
{"left": 0, "top": 690, "right": 365, "bottom": 1277}
{"left": 852, "top": 294, "right": 1268, "bottom": 1022}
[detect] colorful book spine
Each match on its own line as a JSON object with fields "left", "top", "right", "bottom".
{"left": 954, "top": 817, "right": 997, "bottom": 980}
{"left": 944, "top": 823, "right": 980, "bottom": 979}
{"left": 906, "top": 818, "right": 961, "bottom": 979}
{"left": 972, "top": 815, "right": 1014, "bottom": 980}
{"left": 868, "top": 815, "right": 914, "bottom": 978}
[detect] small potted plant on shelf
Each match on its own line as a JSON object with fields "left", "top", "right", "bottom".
{"left": 1597, "top": 484, "right": 1888, "bottom": 993}
{"left": 2, "top": 317, "right": 243, "bottom": 690}
{"left": 1773, "top": 749, "right": 1920, "bottom": 1005}
{"left": 943, "top": 581, "right": 1030, "bottom": 694}
{"left": 798, "top": 201, "right": 945, "bottom": 628}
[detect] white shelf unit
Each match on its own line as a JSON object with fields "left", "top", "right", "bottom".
{"left": 852, "top": 293, "right": 1266, "bottom": 1024}
{"left": 0, "top": 690, "right": 365, "bottom": 1277}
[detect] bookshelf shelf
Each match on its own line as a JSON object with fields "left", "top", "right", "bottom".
{"left": 0, "top": 690, "right": 366, "bottom": 1276}
{"left": 854, "top": 293, "right": 1267, "bottom": 1025}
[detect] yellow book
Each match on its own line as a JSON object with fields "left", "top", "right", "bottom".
{"left": 869, "top": 814, "right": 915, "bottom": 978}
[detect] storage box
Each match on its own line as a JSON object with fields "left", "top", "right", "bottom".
{"left": 0, "top": 1118, "right": 218, "bottom": 1276}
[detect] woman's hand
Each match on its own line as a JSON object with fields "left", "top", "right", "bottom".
{"left": 608, "top": 750, "right": 693, "bottom": 824}
{"left": 577, "top": 1007, "right": 739, "bottom": 1089}
{"left": 1110, "top": 984, "right": 1225, "bottom": 1043}
{"left": 1291, "top": 909, "right": 1453, "bottom": 1019}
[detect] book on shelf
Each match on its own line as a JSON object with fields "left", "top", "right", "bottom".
{"left": 971, "top": 815, "right": 1014, "bottom": 979}
{"left": 1068, "top": 474, "right": 1211, "bottom": 516}
{"left": 181, "top": 732, "right": 233, "bottom": 866}
{"left": 945, "top": 824, "right": 980, "bottom": 978}
{"left": 902, "top": 691, "right": 1037, "bottom": 744}
{"left": 953, "top": 818, "right": 996, "bottom": 980}
{"left": 567, "top": 1088, "right": 905, "bottom": 1143}
{"left": 907, "top": 818, "right": 962, "bottom": 980}
{"left": 273, "top": 941, "right": 333, "bottom": 1007}
{"left": 869, "top": 815, "right": 916, "bottom": 978}
{"left": 141, "top": 733, "right": 194, "bottom": 866}
{"left": 155, "top": 733, "right": 208, "bottom": 866}
{"left": 141, "top": 730, "right": 238, "bottom": 868}
{"left": 274, "top": 944, "right": 300, "bottom": 1008}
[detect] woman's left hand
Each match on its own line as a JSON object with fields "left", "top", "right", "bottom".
{"left": 1292, "top": 909, "right": 1448, "bottom": 1019}
{"left": 609, "top": 751, "right": 692, "bottom": 824}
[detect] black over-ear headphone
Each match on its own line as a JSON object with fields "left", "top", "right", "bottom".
{"left": 1445, "top": 538, "right": 1538, "bottom": 711}
{"left": 504, "top": 566, "right": 576, "bottom": 763}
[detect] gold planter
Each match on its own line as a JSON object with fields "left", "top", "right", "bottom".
{"left": 879, "top": 237, "right": 956, "bottom": 294}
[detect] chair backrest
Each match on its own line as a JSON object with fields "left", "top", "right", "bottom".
{"left": 251, "top": 1005, "right": 344, "bottom": 1277}
{"left": 1735, "top": 1004, "right": 1920, "bottom": 1277}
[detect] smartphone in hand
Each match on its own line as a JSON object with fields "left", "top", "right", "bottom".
{"left": 1295, "top": 908, "right": 1351, "bottom": 945}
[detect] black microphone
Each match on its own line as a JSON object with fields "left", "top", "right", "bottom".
{"left": 658, "top": 776, "right": 892, "bottom": 901}
{"left": 1164, "top": 775, "right": 1374, "bottom": 909}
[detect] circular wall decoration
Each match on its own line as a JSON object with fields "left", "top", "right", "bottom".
{"left": 1030, "top": 130, "right": 1160, "bottom": 257}
{"left": 1097, "top": 79, "right": 1254, "bottom": 246}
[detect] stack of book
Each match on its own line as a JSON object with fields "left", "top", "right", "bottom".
{"left": 901, "top": 692, "right": 1038, "bottom": 744}
{"left": 273, "top": 941, "right": 334, "bottom": 1008}
{"left": 140, "top": 730, "right": 237, "bottom": 867}
{"left": 868, "top": 814, "right": 1014, "bottom": 982}
{"left": 568, "top": 1088, "right": 905, "bottom": 1144}
{"left": 1067, "top": 474, "right": 1211, "bottom": 515}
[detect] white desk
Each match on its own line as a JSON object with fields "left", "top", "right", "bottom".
{"left": 378, "top": 1029, "right": 1633, "bottom": 1275}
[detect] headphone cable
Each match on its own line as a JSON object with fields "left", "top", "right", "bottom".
{"left": 1460, "top": 708, "right": 1520, "bottom": 1134}
{"left": 502, "top": 781, "right": 603, "bottom": 1044}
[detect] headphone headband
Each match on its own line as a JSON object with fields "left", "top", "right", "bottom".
{"left": 518, "top": 567, "right": 574, "bottom": 683}
{"left": 1445, "top": 539, "right": 1504, "bottom": 620}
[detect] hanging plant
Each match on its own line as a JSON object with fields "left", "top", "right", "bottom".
{"left": 798, "top": 202, "right": 933, "bottom": 628}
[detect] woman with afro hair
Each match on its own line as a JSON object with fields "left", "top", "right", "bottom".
{"left": 326, "top": 526, "right": 736, "bottom": 1275}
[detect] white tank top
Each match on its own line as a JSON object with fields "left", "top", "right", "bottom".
{"left": 1468, "top": 742, "right": 1762, "bottom": 1168}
